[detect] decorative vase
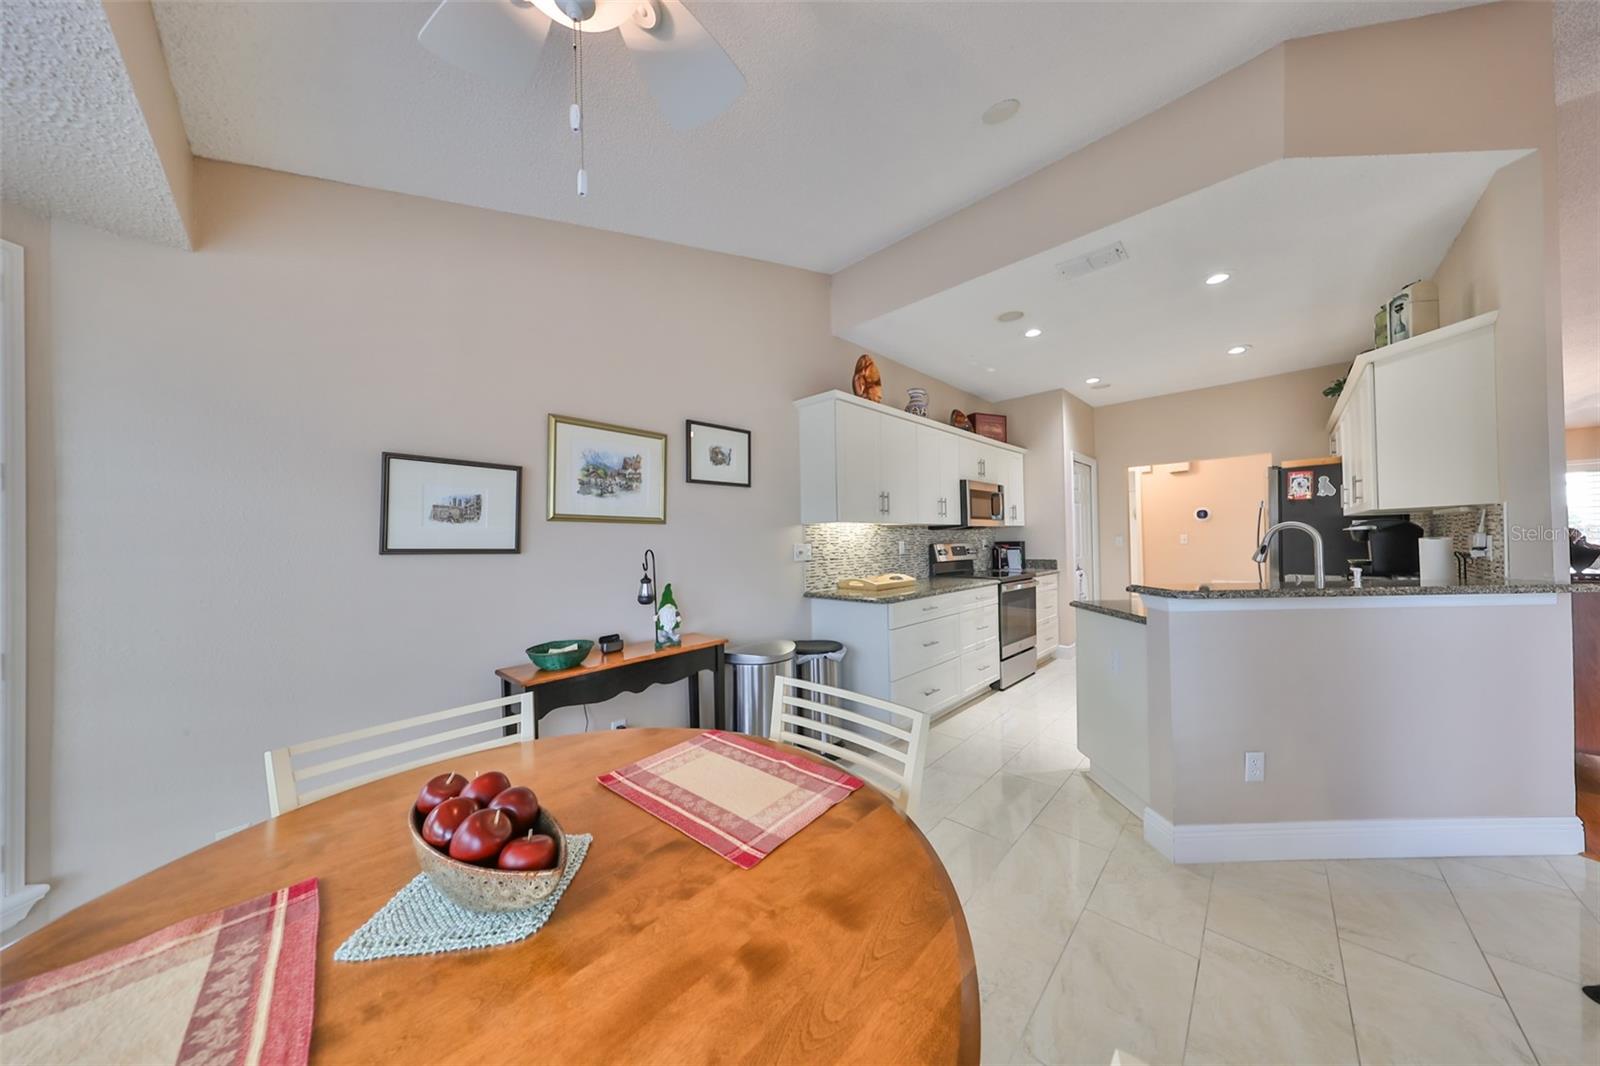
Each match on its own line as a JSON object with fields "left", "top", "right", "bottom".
{"left": 905, "top": 387, "right": 929, "bottom": 417}
{"left": 655, "top": 583, "right": 681, "bottom": 650}
{"left": 851, "top": 354, "right": 882, "bottom": 403}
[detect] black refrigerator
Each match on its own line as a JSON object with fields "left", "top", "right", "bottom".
{"left": 1266, "top": 460, "right": 1366, "bottom": 582}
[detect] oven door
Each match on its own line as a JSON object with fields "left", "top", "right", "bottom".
{"left": 998, "top": 579, "right": 1037, "bottom": 657}
{"left": 961, "top": 480, "right": 1005, "bottom": 527}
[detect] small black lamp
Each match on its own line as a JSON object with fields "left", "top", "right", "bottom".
{"left": 636, "top": 549, "right": 657, "bottom": 608}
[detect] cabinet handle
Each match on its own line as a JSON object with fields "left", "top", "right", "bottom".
{"left": 978, "top": 459, "right": 986, "bottom": 476}
{"left": 922, "top": 640, "right": 939, "bottom": 648}
{"left": 922, "top": 605, "right": 937, "bottom": 612}
{"left": 977, "top": 663, "right": 990, "bottom": 671}
{"left": 923, "top": 687, "right": 941, "bottom": 696}
{"left": 1351, "top": 476, "right": 1363, "bottom": 504}
{"left": 977, "top": 623, "right": 989, "bottom": 631}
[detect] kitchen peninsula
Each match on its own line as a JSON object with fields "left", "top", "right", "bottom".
{"left": 1072, "top": 582, "right": 1592, "bottom": 864}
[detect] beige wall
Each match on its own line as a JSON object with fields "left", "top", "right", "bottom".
{"left": 1147, "top": 597, "right": 1575, "bottom": 825}
{"left": 1435, "top": 153, "right": 1564, "bottom": 580}
{"left": 1137, "top": 454, "right": 1272, "bottom": 589}
{"left": 1569, "top": 426, "right": 1600, "bottom": 464}
{"left": 1092, "top": 363, "right": 1342, "bottom": 595}
{"left": 0, "top": 161, "right": 984, "bottom": 924}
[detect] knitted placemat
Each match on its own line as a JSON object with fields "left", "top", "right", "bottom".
{"left": 334, "top": 834, "right": 592, "bottom": 962}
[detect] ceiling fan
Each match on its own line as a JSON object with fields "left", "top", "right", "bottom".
{"left": 417, "top": 0, "right": 745, "bottom": 132}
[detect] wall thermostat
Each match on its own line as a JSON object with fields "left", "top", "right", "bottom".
{"left": 1195, "top": 508, "right": 1211, "bottom": 521}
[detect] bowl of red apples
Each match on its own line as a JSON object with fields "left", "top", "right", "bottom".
{"left": 409, "top": 769, "right": 568, "bottom": 912}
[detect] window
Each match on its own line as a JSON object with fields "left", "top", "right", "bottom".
{"left": 1570, "top": 470, "right": 1600, "bottom": 545}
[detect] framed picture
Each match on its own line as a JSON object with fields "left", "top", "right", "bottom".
{"left": 547, "top": 415, "right": 668, "bottom": 523}
{"left": 685, "top": 419, "right": 751, "bottom": 487}
{"left": 381, "top": 453, "right": 522, "bottom": 554}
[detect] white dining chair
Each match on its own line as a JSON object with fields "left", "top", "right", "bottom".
{"left": 263, "top": 691, "right": 534, "bottom": 816}
{"left": 768, "top": 675, "right": 930, "bottom": 818}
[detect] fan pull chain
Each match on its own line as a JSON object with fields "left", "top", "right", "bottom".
{"left": 572, "top": 21, "right": 587, "bottom": 198}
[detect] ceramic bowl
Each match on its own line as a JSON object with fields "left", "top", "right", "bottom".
{"left": 525, "top": 639, "right": 594, "bottom": 671}
{"left": 409, "top": 806, "right": 568, "bottom": 912}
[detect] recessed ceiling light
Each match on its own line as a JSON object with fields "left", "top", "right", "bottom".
{"left": 1023, "top": 327, "right": 1043, "bottom": 338}
{"left": 1085, "top": 377, "right": 1101, "bottom": 385}
{"left": 996, "top": 310, "right": 1025, "bottom": 322}
{"left": 1227, "top": 344, "right": 1251, "bottom": 356}
{"left": 985, "top": 366, "right": 997, "bottom": 373}
{"left": 1090, "top": 381, "right": 1111, "bottom": 390}
{"left": 982, "top": 98, "right": 1021, "bottom": 126}
{"left": 1205, "top": 272, "right": 1231, "bottom": 286}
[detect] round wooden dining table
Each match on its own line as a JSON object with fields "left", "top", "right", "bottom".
{"left": 2, "top": 728, "right": 979, "bottom": 1064}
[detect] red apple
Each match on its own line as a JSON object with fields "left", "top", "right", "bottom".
{"left": 420, "top": 795, "right": 479, "bottom": 848}
{"left": 462, "top": 771, "right": 511, "bottom": 806}
{"left": 489, "top": 786, "right": 541, "bottom": 834}
{"left": 448, "top": 807, "right": 514, "bottom": 864}
{"left": 415, "top": 771, "right": 468, "bottom": 814}
{"left": 497, "top": 832, "right": 558, "bottom": 871}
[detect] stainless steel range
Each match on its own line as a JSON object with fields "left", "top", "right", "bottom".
{"left": 928, "top": 542, "right": 1036, "bottom": 691}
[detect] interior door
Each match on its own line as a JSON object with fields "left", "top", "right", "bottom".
{"left": 1072, "top": 458, "right": 1098, "bottom": 600}
{"left": 834, "top": 401, "right": 883, "bottom": 522}
{"left": 917, "top": 425, "right": 959, "bottom": 523}
{"left": 879, "top": 415, "right": 920, "bottom": 524}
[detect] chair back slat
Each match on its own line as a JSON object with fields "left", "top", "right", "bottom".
{"left": 768, "top": 675, "right": 932, "bottom": 817}
{"left": 263, "top": 691, "right": 534, "bottom": 817}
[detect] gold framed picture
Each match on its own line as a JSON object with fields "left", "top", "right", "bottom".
{"left": 546, "top": 415, "right": 667, "bottom": 523}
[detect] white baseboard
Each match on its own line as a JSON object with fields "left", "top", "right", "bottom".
{"left": 1143, "top": 813, "right": 1583, "bottom": 864}
{"left": 1085, "top": 765, "right": 1146, "bottom": 820}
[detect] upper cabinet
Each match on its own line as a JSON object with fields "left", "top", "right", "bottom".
{"left": 1329, "top": 312, "right": 1500, "bottom": 516}
{"left": 796, "top": 391, "right": 1027, "bottom": 526}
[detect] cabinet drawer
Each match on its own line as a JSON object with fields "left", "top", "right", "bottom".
{"left": 1037, "top": 616, "right": 1059, "bottom": 654}
{"left": 961, "top": 639, "right": 999, "bottom": 694}
{"left": 889, "top": 592, "right": 965, "bottom": 628}
{"left": 960, "top": 605, "right": 998, "bottom": 648}
{"left": 1038, "top": 586, "right": 1059, "bottom": 619}
{"left": 890, "top": 615, "right": 960, "bottom": 680}
{"left": 892, "top": 658, "right": 961, "bottom": 715}
{"left": 957, "top": 585, "right": 997, "bottom": 610}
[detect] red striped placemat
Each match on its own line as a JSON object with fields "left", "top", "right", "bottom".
{"left": 598, "top": 731, "right": 863, "bottom": 868}
{"left": 1, "top": 879, "right": 319, "bottom": 1065}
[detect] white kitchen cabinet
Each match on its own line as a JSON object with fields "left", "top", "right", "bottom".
{"left": 1036, "top": 572, "right": 1059, "bottom": 662}
{"left": 811, "top": 584, "right": 999, "bottom": 718}
{"left": 915, "top": 424, "right": 960, "bottom": 524}
{"left": 1328, "top": 312, "right": 1500, "bottom": 516}
{"left": 998, "top": 450, "right": 1026, "bottom": 526}
{"left": 797, "top": 392, "right": 1025, "bottom": 526}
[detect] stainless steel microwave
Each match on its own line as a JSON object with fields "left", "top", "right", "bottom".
{"left": 960, "top": 479, "right": 1005, "bottom": 527}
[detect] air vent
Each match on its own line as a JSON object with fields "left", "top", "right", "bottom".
{"left": 1057, "top": 241, "right": 1129, "bottom": 281}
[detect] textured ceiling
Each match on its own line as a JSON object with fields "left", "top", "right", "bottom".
{"left": 845, "top": 152, "right": 1524, "bottom": 406}
{"left": 148, "top": 0, "right": 1483, "bottom": 273}
{"left": 0, "top": 0, "right": 189, "bottom": 248}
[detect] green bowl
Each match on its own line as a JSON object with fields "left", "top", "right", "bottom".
{"left": 525, "top": 639, "right": 594, "bottom": 671}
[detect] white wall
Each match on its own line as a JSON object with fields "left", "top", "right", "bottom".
{"left": 0, "top": 161, "right": 985, "bottom": 925}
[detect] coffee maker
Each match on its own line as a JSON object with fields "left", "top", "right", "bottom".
{"left": 1345, "top": 517, "right": 1424, "bottom": 577}
{"left": 992, "top": 540, "right": 1027, "bottom": 577}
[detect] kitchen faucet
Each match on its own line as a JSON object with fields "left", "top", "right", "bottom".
{"left": 1253, "top": 521, "right": 1326, "bottom": 589}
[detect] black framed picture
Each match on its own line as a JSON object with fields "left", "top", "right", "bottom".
{"left": 685, "top": 420, "right": 751, "bottom": 487}
{"left": 380, "top": 452, "right": 522, "bottom": 554}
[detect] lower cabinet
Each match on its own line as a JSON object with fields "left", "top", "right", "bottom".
{"left": 810, "top": 585, "right": 1000, "bottom": 719}
{"left": 1037, "top": 572, "right": 1059, "bottom": 662}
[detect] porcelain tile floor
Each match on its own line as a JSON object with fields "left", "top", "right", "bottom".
{"left": 920, "top": 655, "right": 1600, "bottom": 1066}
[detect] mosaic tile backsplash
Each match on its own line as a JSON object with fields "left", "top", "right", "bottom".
{"left": 1415, "top": 504, "right": 1506, "bottom": 584}
{"left": 802, "top": 524, "right": 1000, "bottom": 592}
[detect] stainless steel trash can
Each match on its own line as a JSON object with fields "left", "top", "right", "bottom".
{"left": 793, "top": 639, "right": 847, "bottom": 740}
{"left": 725, "top": 639, "right": 796, "bottom": 736}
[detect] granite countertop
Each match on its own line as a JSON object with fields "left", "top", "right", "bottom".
{"left": 1127, "top": 579, "right": 1595, "bottom": 601}
{"left": 804, "top": 575, "right": 1004, "bottom": 604}
{"left": 1070, "top": 598, "right": 1148, "bottom": 624}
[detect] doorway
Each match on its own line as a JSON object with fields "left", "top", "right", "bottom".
{"left": 1071, "top": 454, "right": 1098, "bottom": 602}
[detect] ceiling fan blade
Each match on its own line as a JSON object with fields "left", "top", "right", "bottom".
{"left": 617, "top": 0, "right": 744, "bottom": 131}
{"left": 417, "top": 0, "right": 551, "bottom": 90}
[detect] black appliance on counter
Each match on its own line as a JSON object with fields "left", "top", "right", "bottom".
{"left": 1266, "top": 460, "right": 1422, "bottom": 580}
{"left": 993, "top": 540, "right": 1027, "bottom": 576}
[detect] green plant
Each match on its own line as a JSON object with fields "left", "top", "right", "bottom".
{"left": 1323, "top": 376, "right": 1346, "bottom": 399}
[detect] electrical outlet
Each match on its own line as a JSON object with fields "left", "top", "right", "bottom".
{"left": 1114, "top": 534, "right": 1125, "bottom": 547}
{"left": 897, "top": 540, "right": 907, "bottom": 555}
{"left": 609, "top": 719, "right": 627, "bottom": 730}
{"left": 792, "top": 543, "right": 812, "bottom": 562}
{"left": 1244, "top": 751, "right": 1265, "bottom": 783}
{"left": 1179, "top": 532, "right": 1189, "bottom": 545}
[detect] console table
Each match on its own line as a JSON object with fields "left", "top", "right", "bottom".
{"left": 495, "top": 633, "right": 728, "bottom": 737}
